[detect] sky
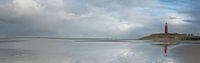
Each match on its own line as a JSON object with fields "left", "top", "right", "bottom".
{"left": 0, "top": 0, "right": 199, "bottom": 39}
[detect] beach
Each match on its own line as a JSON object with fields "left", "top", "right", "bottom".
{"left": 0, "top": 38, "right": 199, "bottom": 63}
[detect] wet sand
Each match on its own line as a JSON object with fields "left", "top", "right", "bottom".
{"left": 0, "top": 38, "right": 199, "bottom": 63}
{"left": 171, "top": 44, "right": 200, "bottom": 63}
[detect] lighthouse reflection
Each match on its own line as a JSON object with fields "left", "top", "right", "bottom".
{"left": 164, "top": 44, "right": 168, "bottom": 56}
{"left": 152, "top": 39, "right": 179, "bottom": 56}
{"left": 162, "top": 39, "right": 179, "bottom": 56}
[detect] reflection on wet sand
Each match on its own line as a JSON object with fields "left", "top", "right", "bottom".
{"left": 0, "top": 39, "right": 199, "bottom": 63}
{"left": 171, "top": 44, "right": 200, "bottom": 63}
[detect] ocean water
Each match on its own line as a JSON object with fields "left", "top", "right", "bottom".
{"left": 0, "top": 38, "right": 198, "bottom": 63}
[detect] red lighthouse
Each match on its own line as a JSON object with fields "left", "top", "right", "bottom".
{"left": 164, "top": 22, "right": 168, "bottom": 56}
{"left": 164, "top": 22, "right": 168, "bottom": 34}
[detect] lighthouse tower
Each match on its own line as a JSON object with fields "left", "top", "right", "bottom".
{"left": 164, "top": 22, "right": 169, "bottom": 56}
{"left": 164, "top": 22, "right": 168, "bottom": 34}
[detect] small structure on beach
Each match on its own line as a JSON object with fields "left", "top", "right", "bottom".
{"left": 140, "top": 22, "right": 200, "bottom": 41}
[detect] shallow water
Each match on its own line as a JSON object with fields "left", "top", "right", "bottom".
{"left": 0, "top": 38, "right": 198, "bottom": 63}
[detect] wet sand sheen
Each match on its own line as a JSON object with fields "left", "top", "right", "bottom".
{"left": 171, "top": 44, "right": 200, "bottom": 63}
{"left": 0, "top": 39, "right": 199, "bottom": 63}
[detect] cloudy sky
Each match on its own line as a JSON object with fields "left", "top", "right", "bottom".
{"left": 0, "top": 0, "right": 199, "bottom": 38}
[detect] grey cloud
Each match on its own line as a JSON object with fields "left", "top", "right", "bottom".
{"left": 0, "top": 0, "right": 198, "bottom": 38}
{"left": 0, "top": 0, "right": 165, "bottom": 38}
{"left": 0, "top": 0, "right": 64, "bottom": 37}
{"left": 63, "top": 0, "right": 158, "bottom": 15}
{"left": 177, "top": 0, "right": 200, "bottom": 33}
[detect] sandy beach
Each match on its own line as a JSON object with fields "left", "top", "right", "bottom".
{"left": 171, "top": 44, "right": 200, "bottom": 63}
{"left": 0, "top": 38, "right": 199, "bottom": 63}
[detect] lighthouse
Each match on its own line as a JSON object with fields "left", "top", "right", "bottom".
{"left": 164, "top": 22, "right": 168, "bottom": 34}
{"left": 164, "top": 22, "right": 168, "bottom": 56}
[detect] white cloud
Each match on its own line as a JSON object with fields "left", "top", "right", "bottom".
{"left": 47, "top": 0, "right": 64, "bottom": 7}
{"left": 164, "top": 12, "right": 191, "bottom": 24}
{"left": 0, "top": 0, "right": 160, "bottom": 38}
{"left": 0, "top": 0, "right": 195, "bottom": 38}
{"left": 13, "top": 0, "right": 42, "bottom": 15}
